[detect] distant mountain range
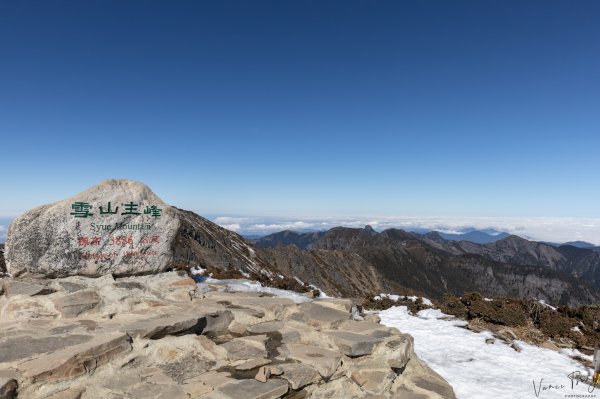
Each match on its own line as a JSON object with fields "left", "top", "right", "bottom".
{"left": 252, "top": 226, "right": 600, "bottom": 306}
{"left": 3, "top": 213, "right": 600, "bottom": 306}
{"left": 248, "top": 228, "right": 595, "bottom": 246}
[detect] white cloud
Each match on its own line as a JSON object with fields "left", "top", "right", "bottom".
{"left": 220, "top": 223, "right": 241, "bottom": 232}
{"left": 211, "top": 215, "right": 600, "bottom": 245}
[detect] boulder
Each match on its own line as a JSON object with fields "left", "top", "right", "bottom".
{"left": 5, "top": 179, "right": 273, "bottom": 278}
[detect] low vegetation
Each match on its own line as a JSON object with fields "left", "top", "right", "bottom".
{"left": 440, "top": 292, "right": 600, "bottom": 352}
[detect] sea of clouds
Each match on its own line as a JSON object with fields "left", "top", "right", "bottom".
{"left": 214, "top": 215, "right": 600, "bottom": 245}
{"left": 2, "top": 215, "right": 599, "bottom": 245}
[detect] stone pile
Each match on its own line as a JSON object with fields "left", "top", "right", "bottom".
{"left": 0, "top": 272, "right": 455, "bottom": 399}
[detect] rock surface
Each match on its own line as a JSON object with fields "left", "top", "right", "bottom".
{"left": 0, "top": 271, "right": 456, "bottom": 398}
{"left": 5, "top": 180, "right": 277, "bottom": 279}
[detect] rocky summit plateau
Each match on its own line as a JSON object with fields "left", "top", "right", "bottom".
{"left": 0, "top": 180, "right": 455, "bottom": 399}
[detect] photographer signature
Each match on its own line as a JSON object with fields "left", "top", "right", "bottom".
{"left": 533, "top": 372, "right": 598, "bottom": 397}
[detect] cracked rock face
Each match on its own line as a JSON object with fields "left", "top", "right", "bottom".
{"left": 5, "top": 179, "right": 270, "bottom": 278}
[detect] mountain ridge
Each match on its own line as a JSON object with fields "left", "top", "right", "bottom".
{"left": 253, "top": 226, "right": 600, "bottom": 306}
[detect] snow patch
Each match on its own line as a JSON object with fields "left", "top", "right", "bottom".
{"left": 201, "top": 278, "right": 311, "bottom": 304}
{"left": 379, "top": 306, "right": 593, "bottom": 399}
{"left": 539, "top": 299, "right": 558, "bottom": 311}
{"left": 190, "top": 266, "right": 206, "bottom": 276}
{"left": 373, "top": 293, "right": 433, "bottom": 306}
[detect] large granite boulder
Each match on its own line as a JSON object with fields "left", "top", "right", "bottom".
{"left": 5, "top": 179, "right": 270, "bottom": 278}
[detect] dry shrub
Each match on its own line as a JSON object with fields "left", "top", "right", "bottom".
{"left": 362, "top": 294, "right": 431, "bottom": 313}
{"left": 511, "top": 321, "right": 546, "bottom": 345}
{"left": 538, "top": 311, "right": 576, "bottom": 338}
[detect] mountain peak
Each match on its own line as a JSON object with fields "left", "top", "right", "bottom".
{"left": 363, "top": 225, "right": 377, "bottom": 234}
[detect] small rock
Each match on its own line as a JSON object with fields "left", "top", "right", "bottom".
{"left": 267, "top": 366, "right": 283, "bottom": 376}
{"left": 364, "top": 314, "right": 381, "bottom": 323}
{"left": 539, "top": 340, "right": 560, "bottom": 352}
{"left": 511, "top": 342, "right": 522, "bottom": 352}
{"left": 485, "top": 338, "right": 495, "bottom": 344}
{"left": 227, "top": 321, "right": 247, "bottom": 336}
{"left": 467, "top": 323, "right": 486, "bottom": 333}
{"left": 255, "top": 366, "right": 271, "bottom": 382}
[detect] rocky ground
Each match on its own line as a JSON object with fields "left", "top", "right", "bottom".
{"left": 0, "top": 272, "right": 455, "bottom": 399}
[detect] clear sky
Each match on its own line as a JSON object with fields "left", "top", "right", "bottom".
{"left": 1, "top": 1, "right": 599, "bottom": 221}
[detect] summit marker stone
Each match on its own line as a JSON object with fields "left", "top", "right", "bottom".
{"left": 5, "top": 179, "right": 268, "bottom": 278}
{"left": 5, "top": 180, "right": 177, "bottom": 277}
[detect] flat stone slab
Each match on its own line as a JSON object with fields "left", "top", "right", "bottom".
{"left": 57, "top": 281, "right": 86, "bottom": 293}
{"left": 284, "top": 344, "right": 341, "bottom": 378}
{"left": 336, "top": 320, "right": 395, "bottom": 338}
{"left": 0, "top": 334, "right": 92, "bottom": 363}
{"left": 314, "top": 298, "right": 354, "bottom": 312}
{"left": 235, "top": 358, "right": 272, "bottom": 371}
{"left": 216, "top": 379, "right": 288, "bottom": 399}
{"left": 279, "top": 363, "right": 321, "bottom": 389}
{"left": 293, "top": 302, "right": 350, "bottom": 327}
{"left": 325, "top": 330, "right": 383, "bottom": 356}
{"left": 53, "top": 290, "right": 102, "bottom": 318}
{"left": 3, "top": 280, "right": 55, "bottom": 297}
{"left": 116, "top": 309, "right": 231, "bottom": 339}
{"left": 246, "top": 321, "right": 284, "bottom": 334}
{"left": 220, "top": 337, "right": 268, "bottom": 361}
{"left": 16, "top": 332, "right": 132, "bottom": 383}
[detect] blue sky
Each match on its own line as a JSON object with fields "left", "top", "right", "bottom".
{"left": 1, "top": 1, "right": 599, "bottom": 228}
